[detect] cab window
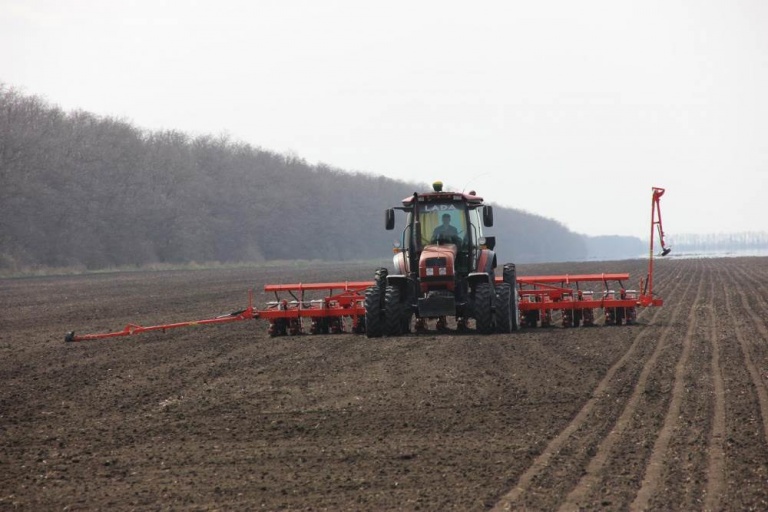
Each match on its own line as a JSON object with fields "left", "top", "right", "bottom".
{"left": 418, "top": 203, "right": 467, "bottom": 245}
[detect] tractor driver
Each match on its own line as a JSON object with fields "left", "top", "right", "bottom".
{"left": 431, "top": 213, "right": 459, "bottom": 243}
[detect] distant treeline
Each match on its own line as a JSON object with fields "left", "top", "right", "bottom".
{"left": 1, "top": 85, "right": 624, "bottom": 271}
{"left": 669, "top": 232, "right": 768, "bottom": 253}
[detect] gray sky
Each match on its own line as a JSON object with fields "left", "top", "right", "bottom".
{"left": 2, "top": 0, "right": 767, "bottom": 238}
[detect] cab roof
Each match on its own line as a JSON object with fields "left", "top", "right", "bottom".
{"left": 400, "top": 190, "right": 485, "bottom": 207}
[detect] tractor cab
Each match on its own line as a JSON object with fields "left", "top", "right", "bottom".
{"left": 386, "top": 181, "right": 494, "bottom": 278}
{"left": 366, "top": 181, "right": 503, "bottom": 337}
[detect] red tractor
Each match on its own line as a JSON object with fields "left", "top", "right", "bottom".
{"left": 363, "top": 181, "right": 518, "bottom": 337}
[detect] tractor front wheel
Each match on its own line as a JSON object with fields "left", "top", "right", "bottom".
{"left": 364, "top": 286, "right": 384, "bottom": 338}
{"left": 384, "top": 285, "right": 406, "bottom": 336}
{"left": 474, "top": 282, "right": 494, "bottom": 334}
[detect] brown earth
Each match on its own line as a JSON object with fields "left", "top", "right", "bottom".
{"left": 2, "top": 257, "right": 768, "bottom": 511}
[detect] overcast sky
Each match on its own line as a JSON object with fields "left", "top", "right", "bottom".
{"left": 2, "top": 0, "right": 767, "bottom": 238}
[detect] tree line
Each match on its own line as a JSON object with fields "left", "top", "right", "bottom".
{"left": 669, "top": 232, "right": 768, "bottom": 253}
{"left": 1, "top": 84, "right": 599, "bottom": 272}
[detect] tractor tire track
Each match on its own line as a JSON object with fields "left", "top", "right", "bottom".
{"left": 555, "top": 260, "right": 702, "bottom": 511}
{"left": 492, "top": 260, "right": 693, "bottom": 511}
{"left": 703, "top": 270, "right": 727, "bottom": 512}
{"left": 629, "top": 268, "right": 715, "bottom": 510}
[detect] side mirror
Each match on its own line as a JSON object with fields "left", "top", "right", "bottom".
{"left": 483, "top": 205, "right": 494, "bottom": 227}
{"left": 385, "top": 209, "right": 395, "bottom": 230}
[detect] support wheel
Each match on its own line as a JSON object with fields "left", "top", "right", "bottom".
{"left": 474, "top": 282, "right": 494, "bottom": 334}
{"left": 573, "top": 309, "right": 582, "bottom": 328}
{"left": 353, "top": 316, "right": 366, "bottom": 334}
{"left": 364, "top": 285, "right": 384, "bottom": 338}
{"left": 525, "top": 310, "right": 539, "bottom": 328}
{"left": 615, "top": 307, "right": 626, "bottom": 326}
{"left": 269, "top": 319, "right": 287, "bottom": 337}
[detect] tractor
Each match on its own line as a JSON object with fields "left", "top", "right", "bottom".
{"left": 363, "top": 181, "right": 519, "bottom": 337}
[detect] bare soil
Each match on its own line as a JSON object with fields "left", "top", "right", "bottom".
{"left": 2, "top": 257, "right": 768, "bottom": 511}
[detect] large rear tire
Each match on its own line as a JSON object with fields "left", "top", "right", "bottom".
{"left": 495, "top": 283, "right": 513, "bottom": 333}
{"left": 384, "top": 285, "right": 405, "bottom": 336}
{"left": 474, "top": 282, "right": 494, "bottom": 334}
{"left": 364, "top": 286, "right": 384, "bottom": 338}
{"left": 502, "top": 263, "right": 516, "bottom": 287}
{"left": 502, "top": 263, "right": 519, "bottom": 331}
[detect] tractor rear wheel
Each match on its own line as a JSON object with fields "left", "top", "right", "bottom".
{"left": 495, "top": 283, "right": 513, "bottom": 333}
{"left": 474, "top": 282, "right": 494, "bottom": 334}
{"left": 502, "top": 263, "right": 516, "bottom": 287}
{"left": 384, "top": 285, "right": 405, "bottom": 336}
{"left": 364, "top": 286, "right": 384, "bottom": 338}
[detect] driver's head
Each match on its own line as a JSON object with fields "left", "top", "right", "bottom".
{"left": 442, "top": 213, "right": 451, "bottom": 225}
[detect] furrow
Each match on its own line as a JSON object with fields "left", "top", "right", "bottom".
{"left": 718, "top": 263, "right": 768, "bottom": 509}
{"left": 630, "top": 274, "right": 707, "bottom": 510}
{"left": 703, "top": 265, "right": 728, "bottom": 511}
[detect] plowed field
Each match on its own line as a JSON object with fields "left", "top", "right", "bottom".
{"left": 2, "top": 257, "right": 768, "bottom": 510}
